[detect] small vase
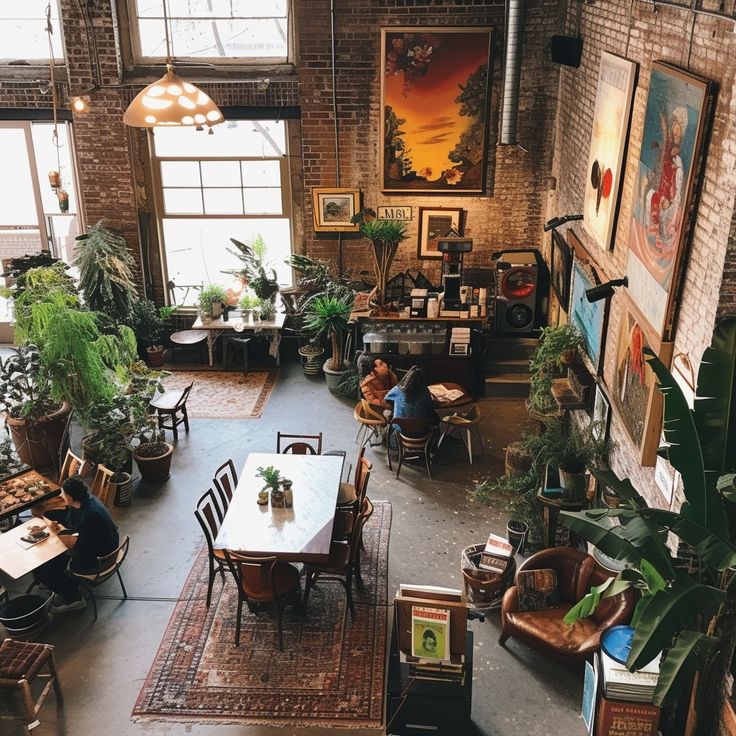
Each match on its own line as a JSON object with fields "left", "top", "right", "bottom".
{"left": 270, "top": 488, "right": 285, "bottom": 508}
{"left": 257, "top": 490, "right": 269, "bottom": 506}
{"left": 282, "top": 481, "right": 293, "bottom": 508}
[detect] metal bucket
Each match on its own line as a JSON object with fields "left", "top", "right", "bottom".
{"left": 0, "top": 594, "right": 53, "bottom": 639}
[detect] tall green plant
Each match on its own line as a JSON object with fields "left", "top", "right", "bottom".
{"left": 223, "top": 235, "right": 279, "bottom": 301}
{"left": 74, "top": 222, "right": 139, "bottom": 323}
{"left": 303, "top": 293, "right": 354, "bottom": 370}
{"left": 358, "top": 219, "right": 408, "bottom": 307}
{"left": 560, "top": 319, "right": 736, "bottom": 723}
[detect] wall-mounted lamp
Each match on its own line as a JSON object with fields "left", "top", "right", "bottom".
{"left": 585, "top": 277, "right": 628, "bottom": 303}
{"left": 70, "top": 95, "right": 90, "bottom": 114}
{"left": 543, "top": 213, "right": 583, "bottom": 232}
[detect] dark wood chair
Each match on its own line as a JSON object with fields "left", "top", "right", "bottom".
{"left": 389, "top": 417, "right": 434, "bottom": 481}
{"left": 223, "top": 550, "right": 302, "bottom": 650}
{"left": 150, "top": 381, "right": 194, "bottom": 442}
{"left": 68, "top": 536, "right": 130, "bottom": 620}
{"left": 276, "top": 432, "right": 323, "bottom": 455}
{"left": 304, "top": 497, "right": 374, "bottom": 621}
{"left": 333, "top": 454, "right": 372, "bottom": 544}
{"left": 213, "top": 459, "right": 238, "bottom": 514}
{"left": 194, "top": 489, "right": 227, "bottom": 608}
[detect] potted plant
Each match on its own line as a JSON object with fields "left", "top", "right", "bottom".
{"left": 130, "top": 299, "right": 176, "bottom": 367}
{"left": 223, "top": 234, "right": 279, "bottom": 303}
{"left": 198, "top": 284, "right": 227, "bottom": 322}
{"left": 256, "top": 465, "right": 284, "bottom": 507}
{"left": 257, "top": 299, "right": 276, "bottom": 322}
{"left": 238, "top": 293, "right": 261, "bottom": 323}
{"left": 74, "top": 221, "right": 139, "bottom": 324}
{"left": 303, "top": 293, "right": 355, "bottom": 394}
{"left": 357, "top": 218, "right": 408, "bottom": 307}
{"left": 0, "top": 436, "right": 21, "bottom": 480}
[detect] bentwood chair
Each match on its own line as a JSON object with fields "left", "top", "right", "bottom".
{"left": 304, "top": 497, "right": 374, "bottom": 622}
{"left": 389, "top": 417, "right": 434, "bottom": 481}
{"left": 353, "top": 400, "right": 388, "bottom": 448}
{"left": 69, "top": 536, "right": 130, "bottom": 620}
{"left": 438, "top": 404, "right": 484, "bottom": 464}
{"left": 213, "top": 459, "right": 238, "bottom": 514}
{"left": 333, "top": 456, "right": 372, "bottom": 544}
{"left": 276, "top": 432, "right": 323, "bottom": 455}
{"left": 150, "top": 381, "right": 194, "bottom": 442}
{"left": 91, "top": 464, "right": 116, "bottom": 507}
{"left": 194, "top": 489, "right": 227, "bottom": 607}
{"left": 223, "top": 550, "right": 302, "bottom": 650}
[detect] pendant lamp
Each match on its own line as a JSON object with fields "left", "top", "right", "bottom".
{"left": 123, "top": 1, "right": 224, "bottom": 129}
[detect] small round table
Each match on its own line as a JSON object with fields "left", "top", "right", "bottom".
{"left": 169, "top": 330, "right": 208, "bottom": 364}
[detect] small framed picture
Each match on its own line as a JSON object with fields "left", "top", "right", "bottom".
{"left": 449, "top": 343, "right": 469, "bottom": 356}
{"left": 417, "top": 207, "right": 463, "bottom": 259}
{"left": 550, "top": 229, "right": 573, "bottom": 311}
{"left": 591, "top": 383, "right": 611, "bottom": 443}
{"left": 311, "top": 188, "right": 360, "bottom": 232}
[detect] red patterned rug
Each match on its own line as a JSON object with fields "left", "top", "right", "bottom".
{"left": 132, "top": 501, "right": 391, "bottom": 728}
{"left": 161, "top": 370, "right": 278, "bottom": 419}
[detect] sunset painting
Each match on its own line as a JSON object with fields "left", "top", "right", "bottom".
{"left": 380, "top": 28, "right": 492, "bottom": 193}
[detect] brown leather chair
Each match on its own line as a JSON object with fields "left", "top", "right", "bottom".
{"left": 498, "top": 547, "right": 636, "bottom": 665}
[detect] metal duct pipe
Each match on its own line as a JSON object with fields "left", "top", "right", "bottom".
{"left": 500, "top": 0, "right": 526, "bottom": 145}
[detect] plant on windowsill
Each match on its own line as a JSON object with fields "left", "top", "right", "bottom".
{"left": 223, "top": 234, "right": 280, "bottom": 303}
{"left": 198, "top": 284, "right": 227, "bottom": 322}
{"left": 130, "top": 298, "right": 177, "bottom": 367}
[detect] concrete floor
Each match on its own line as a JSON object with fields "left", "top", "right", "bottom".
{"left": 1, "top": 359, "right": 584, "bottom": 735}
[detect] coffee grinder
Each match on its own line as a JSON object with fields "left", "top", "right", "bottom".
{"left": 437, "top": 231, "right": 473, "bottom": 313}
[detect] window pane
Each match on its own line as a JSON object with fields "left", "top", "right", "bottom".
{"left": 242, "top": 161, "right": 281, "bottom": 187}
{"left": 137, "top": 0, "right": 287, "bottom": 19}
{"left": 201, "top": 161, "right": 240, "bottom": 187}
{"left": 203, "top": 188, "right": 243, "bottom": 215}
{"left": 0, "top": 128, "right": 39, "bottom": 226}
{"left": 162, "top": 217, "right": 292, "bottom": 305}
{"left": 152, "top": 121, "right": 286, "bottom": 158}
{"left": 0, "top": 1, "right": 64, "bottom": 61}
{"left": 31, "top": 123, "right": 78, "bottom": 213}
{"left": 161, "top": 161, "right": 201, "bottom": 187}
{"left": 243, "top": 189, "right": 282, "bottom": 215}
{"left": 163, "top": 188, "right": 203, "bottom": 214}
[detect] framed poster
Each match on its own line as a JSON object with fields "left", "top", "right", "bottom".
{"left": 583, "top": 52, "right": 637, "bottom": 252}
{"left": 550, "top": 230, "right": 573, "bottom": 311}
{"left": 612, "top": 301, "right": 674, "bottom": 466}
{"left": 591, "top": 383, "right": 611, "bottom": 443}
{"left": 380, "top": 28, "right": 492, "bottom": 193}
{"left": 626, "top": 61, "right": 712, "bottom": 340}
{"left": 568, "top": 246, "right": 610, "bottom": 375}
{"left": 417, "top": 207, "right": 462, "bottom": 259}
{"left": 311, "top": 188, "right": 360, "bottom": 232}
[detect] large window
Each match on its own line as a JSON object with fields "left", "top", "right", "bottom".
{"left": 151, "top": 120, "right": 293, "bottom": 306}
{"left": 129, "top": 0, "right": 289, "bottom": 63}
{"left": 0, "top": 1, "right": 64, "bottom": 63}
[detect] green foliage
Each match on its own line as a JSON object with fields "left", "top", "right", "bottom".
{"left": 0, "top": 345, "right": 56, "bottom": 419}
{"left": 257, "top": 300, "right": 276, "bottom": 321}
{"left": 223, "top": 235, "right": 279, "bottom": 301}
{"left": 358, "top": 219, "right": 408, "bottom": 245}
{"left": 198, "top": 284, "right": 227, "bottom": 316}
{"left": 0, "top": 436, "right": 20, "bottom": 478}
{"left": 238, "top": 293, "right": 261, "bottom": 312}
{"left": 256, "top": 465, "right": 282, "bottom": 491}
{"left": 531, "top": 418, "right": 609, "bottom": 473}
{"left": 303, "top": 293, "right": 354, "bottom": 371}
{"left": 130, "top": 298, "right": 175, "bottom": 348}
{"left": 335, "top": 363, "right": 360, "bottom": 400}
{"left": 358, "top": 218, "right": 408, "bottom": 307}
{"left": 74, "top": 222, "right": 139, "bottom": 323}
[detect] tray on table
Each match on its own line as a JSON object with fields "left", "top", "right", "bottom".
{"left": 0, "top": 469, "right": 61, "bottom": 522}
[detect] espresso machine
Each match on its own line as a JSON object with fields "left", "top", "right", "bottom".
{"left": 437, "top": 233, "right": 473, "bottom": 313}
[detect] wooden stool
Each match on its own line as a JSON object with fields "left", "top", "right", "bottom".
{"left": 0, "top": 638, "right": 62, "bottom": 731}
{"left": 222, "top": 336, "right": 252, "bottom": 374}
{"left": 169, "top": 330, "right": 208, "bottom": 364}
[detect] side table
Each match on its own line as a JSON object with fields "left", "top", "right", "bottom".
{"left": 536, "top": 488, "right": 587, "bottom": 548}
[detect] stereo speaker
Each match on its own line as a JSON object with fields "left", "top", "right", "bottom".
{"left": 496, "top": 265, "right": 538, "bottom": 333}
{"left": 551, "top": 36, "right": 583, "bottom": 68}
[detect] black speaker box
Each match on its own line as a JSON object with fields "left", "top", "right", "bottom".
{"left": 551, "top": 35, "right": 583, "bottom": 67}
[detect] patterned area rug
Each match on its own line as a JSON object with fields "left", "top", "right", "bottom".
{"left": 161, "top": 371, "right": 278, "bottom": 419}
{"left": 132, "top": 501, "right": 391, "bottom": 728}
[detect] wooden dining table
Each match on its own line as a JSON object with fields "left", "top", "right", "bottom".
{"left": 0, "top": 518, "right": 68, "bottom": 580}
{"left": 214, "top": 453, "right": 344, "bottom": 564}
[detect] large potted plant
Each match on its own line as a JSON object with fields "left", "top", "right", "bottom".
{"left": 130, "top": 298, "right": 176, "bottom": 367}
{"left": 303, "top": 293, "right": 355, "bottom": 394}
{"left": 357, "top": 218, "right": 408, "bottom": 308}
{"left": 223, "top": 234, "right": 279, "bottom": 303}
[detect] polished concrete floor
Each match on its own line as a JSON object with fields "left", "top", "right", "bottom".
{"left": 1, "top": 359, "right": 583, "bottom": 735}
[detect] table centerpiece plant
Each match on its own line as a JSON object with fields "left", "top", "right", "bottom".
{"left": 256, "top": 465, "right": 285, "bottom": 507}
{"left": 198, "top": 284, "right": 227, "bottom": 321}
{"left": 239, "top": 293, "right": 261, "bottom": 323}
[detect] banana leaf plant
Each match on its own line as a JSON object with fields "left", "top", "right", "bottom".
{"left": 559, "top": 318, "right": 736, "bottom": 723}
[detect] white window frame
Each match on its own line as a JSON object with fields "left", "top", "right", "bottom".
{"left": 148, "top": 122, "right": 294, "bottom": 307}
{"left": 0, "top": 1, "right": 65, "bottom": 65}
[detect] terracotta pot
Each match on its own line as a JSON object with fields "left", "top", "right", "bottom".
{"left": 146, "top": 346, "right": 165, "bottom": 367}
{"left": 6, "top": 402, "right": 72, "bottom": 473}
{"left": 133, "top": 443, "right": 174, "bottom": 482}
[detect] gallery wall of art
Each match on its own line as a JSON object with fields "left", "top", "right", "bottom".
{"left": 547, "top": 0, "right": 736, "bottom": 511}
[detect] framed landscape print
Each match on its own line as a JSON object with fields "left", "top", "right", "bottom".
{"left": 380, "top": 28, "right": 492, "bottom": 193}
{"left": 626, "top": 61, "right": 712, "bottom": 340}
{"left": 591, "top": 384, "right": 611, "bottom": 443}
{"left": 612, "top": 301, "right": 674, "bottom": 466}
{"left": 583, "top": 52, "right": 637, "bottom": 252}
{"left": 568, "top": 254, "right": 609, "bottom": 375}
{"left": 417, "top": 207, "right": 462, "bottom": 259}
{"left": 550, "top": 230, "right": 573, "bottom": 311}
{"left": 311, "top": 188, "right": 360, "bottom": 232}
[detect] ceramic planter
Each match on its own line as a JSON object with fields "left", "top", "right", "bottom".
{"left": 506, "top": 519, "right": 529, "bottom": 555}
{"left": 323, "top": 360, "right": 350, "bottom": 395}
{"left": 298, "top": 345, "right": 324, "bottom": 376}
{"left": 133, "top": 442, "right": 174, "bottom": 482}
{"left": 559, "top": 465, "right": 589, "bottom": 501}
{"left": 112, "top": 472, "right": 135, "bottom": 507}
{"left": 146, "top": 346, "right": 165, "bottom": 367}
{"left": 6, "top": 402, "right": 72, "bottom": 473}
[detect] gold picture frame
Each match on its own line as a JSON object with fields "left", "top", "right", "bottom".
{"left": 311, "top": 188, "right": 360, "bottom": 232}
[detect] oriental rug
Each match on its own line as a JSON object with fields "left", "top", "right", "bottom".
{"left": 132, "top": 501, "right": 391, "bottom": 728}
{"left": 160, "top": 370, "right": 278, "bottom": 419}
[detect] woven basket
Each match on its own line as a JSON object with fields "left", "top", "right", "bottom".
{"left": 460, "top": 543, "right": 516, "bottom": 611}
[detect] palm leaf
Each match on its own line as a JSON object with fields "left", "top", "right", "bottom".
{"left": 559, "top": 509, "right": 645, "bottom": 567}
{"left": 591, "top": 467, "right": 648, "bottom": 508}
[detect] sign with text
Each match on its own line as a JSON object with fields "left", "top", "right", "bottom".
{"left": 377, "top": 205, "right": 412, "bottom": 221}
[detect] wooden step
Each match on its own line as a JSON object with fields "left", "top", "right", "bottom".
{"left": 484, "top": 373, "right": 531, "bottom": 398}
{"left": 483, "top": 335, "right": 538, "bottom": 362}
{"left": 484, "top": 358, "right": 530, "bottom": 375}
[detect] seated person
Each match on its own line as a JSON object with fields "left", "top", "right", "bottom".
{"left": 359, "top": 355, "right": 398, "bottom": 411}
{"left": 384, "top": 365, "right": 439, "bottom": 433}
{"left": 32, "top": 475, "right": 120, "bottom": 613}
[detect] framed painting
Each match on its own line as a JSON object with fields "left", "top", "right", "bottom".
{"left": 311, "top": 188, "right": 360, "bottom": 232}
{"left": 417, "top": 207, "right": 462, "bottom": 259}
{"left": 591, "top": 383, "right": 611, "bottom": 443}
{"left": 583, "top": 52, "right": 637, "bottom": 252}
{"left": 612, "top": 300, "right": 674, "bottom": 466}
{"left": 567, "top": 241, "right": 610, "bottom": 375}
{"left": 380, "top": 28, "right": 492, "bottom": 194}
{"left": 550, "top": 230, "right": 573, "bottom": 311}
{"left": 626, "top": 61, "right": 713, "bottom": 340}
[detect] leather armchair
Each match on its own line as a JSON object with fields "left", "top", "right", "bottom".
{"left": 498, "top": 547, "right": 637, "bottom": 665}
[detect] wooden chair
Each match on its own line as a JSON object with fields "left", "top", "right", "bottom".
{"left": 0, "top": 638, "right": 62, "bottom": 732}
{"left": 194, "top": 489, "right": 228, "bottom": 607}
{"left": 276, "top": 432, "right": 323, "bottom": 455}
{"left": 68, "top": 536, "right": 130, "bottom": 621}
{"left": 304, "top": 497, "right": 374, "bottom": 622}
{"left": 389, "top": 417, "right": 434, "bottom": 481}
{"left": 223, "top": 550, "right": 302, "bottom": 650}
{"left": 150, "top": 381, "right": 194, "bottom": 442}
{"left": 58, "top": 448, "right": 92, "bottom": 484}
{"left": 353, "top": 400, "right": 387, "bottom": 448}
{"left": 213, "top": 459, "right": 238, "bottom": 514}
{"left": 91, "top": 464, "right": 115, "bottom": 507}
{"left": 438, "top": 404, "right": 484, "bottom": 464}
{"left": 336, "top": 452, "right": 372, "bottom": 508}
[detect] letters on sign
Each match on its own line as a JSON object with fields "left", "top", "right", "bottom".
{"left": 377, "top": 206, "right": 412, "bottom": 221}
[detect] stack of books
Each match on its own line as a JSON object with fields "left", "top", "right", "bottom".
{"left": 478, "top": 532, "right": 514, "bottom": 575}
{"left": 601, "top": 650, "right": 660, "bottom": 703}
